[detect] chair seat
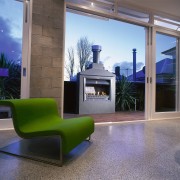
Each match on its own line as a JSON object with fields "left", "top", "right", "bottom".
{"left": 21, "top": 116, "right": 94, "bottom": 153}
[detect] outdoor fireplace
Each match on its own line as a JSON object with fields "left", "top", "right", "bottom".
{"left": 78, "top": 45, "right": 115, "bottom": 114}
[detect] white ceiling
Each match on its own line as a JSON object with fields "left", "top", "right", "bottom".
{"left": 66, "top": 0, "right": 180, "bottom": 21}
{"left": 119, "top": 0, "right": 180, "bottom": 20}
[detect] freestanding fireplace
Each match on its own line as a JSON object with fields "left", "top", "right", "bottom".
{"left": 78, "top": 45, "right": 115, "bottom": 114}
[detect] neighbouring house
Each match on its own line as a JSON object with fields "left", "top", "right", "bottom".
{"left": 128, "top": 46, "right": 176, "bottom": 84}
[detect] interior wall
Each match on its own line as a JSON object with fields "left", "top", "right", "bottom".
{"left": 30, "top": 0, "right": 65, "bottom": 116}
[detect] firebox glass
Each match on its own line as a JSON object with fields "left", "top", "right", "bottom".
{"left": 84, "top": 78, "right": 111, "bottom": 101}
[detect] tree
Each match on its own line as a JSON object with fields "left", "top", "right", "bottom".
{"left": 77, "top": 37, "right": 92, "bottom": 72}
{"left": 65, "top": 47, "right": 75, "bottom": 80}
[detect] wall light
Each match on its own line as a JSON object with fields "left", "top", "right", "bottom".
{"left": 91, "top": 2, "right": 94, "bottom": 6}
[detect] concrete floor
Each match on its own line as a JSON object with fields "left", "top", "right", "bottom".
{"left": 0, "top": 119, "right": 180, "bottom": 180}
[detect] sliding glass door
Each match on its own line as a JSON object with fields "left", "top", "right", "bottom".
{"left": 150, "top": 28, "right": 180, "bottom": 119}
{"left": 0, "top": 0, "right": 31, "bottom": 129}
{"left": 155, "top": 33, "right": 177, "bottom": 112}
{"left": 0, "top": 0, "right": 23, "bottom": 119}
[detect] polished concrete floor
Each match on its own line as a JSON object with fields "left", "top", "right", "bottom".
{"left": 0, "top": 119, "right": 180, "bottom": 180}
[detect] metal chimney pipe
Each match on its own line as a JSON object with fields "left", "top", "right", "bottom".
{"left": 92, "top": 45, "right": 102, "bottom": 64}
{"left": 133, "top": 48, "right": 136, "bottom": 81}
{"left": 115, "top": 66, "right": 120, "bottom": 77}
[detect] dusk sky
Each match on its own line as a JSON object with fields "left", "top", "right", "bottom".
{"left": 0, "top": 1, "right": 176, "bottom": 76}
{"left": 65, "top": 11, "right": 146, "bottom": 77}
{"left": 65, "top": 11, "right": 176, "bottom": 79}
{"left": 0, "top": 0, "right": 23, "bottom": 61}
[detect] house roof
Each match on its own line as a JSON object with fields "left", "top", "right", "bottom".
{"left": 128, "top": 69, "right": 145, "bottom": 81}
{"left": 156, "top": 58, "right": 175, "bottom": 74}
{"left": 161, "top": 47, "right": 176, "bottom": 56}
{"left": 128, "top": 58, "right": 175, "bottom": 81}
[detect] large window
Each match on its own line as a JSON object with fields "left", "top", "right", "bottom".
{"left": 64, "top": 10, "right": 146, "bottom": 118}
{"left": 155, "top": 33, "right": 177, "bottom": 112}
{"left": 65, "top": 11, "right": 145, "bottom": 80}
{"left": 0, "top": 0, "right": 23, "bottom": 119}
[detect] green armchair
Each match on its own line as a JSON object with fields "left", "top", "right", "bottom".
{"left": 0, "top": 98, "right": 94, "bottom": 166}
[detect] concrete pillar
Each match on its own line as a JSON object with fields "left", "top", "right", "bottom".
{"left": 30, "top": 0, "right": 65, "bottom": 116}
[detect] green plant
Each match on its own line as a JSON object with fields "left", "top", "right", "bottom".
{"left": 0, "top": 53, "right": 21, "bottom": 99}
{"left": 136, "top": 88, "right": 145, "bottom": 111}
{"left": 116, "top": 76, "right": 136, "bottom": 111}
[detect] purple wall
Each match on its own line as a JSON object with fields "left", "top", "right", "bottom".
{"left": 0, "top": 68, "right": 9, "bottom": 77}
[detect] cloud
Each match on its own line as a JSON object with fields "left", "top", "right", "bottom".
{"left": 0, "top": 17, "right": 22, "bottom": 62}
{"left": 113, "top": 61, "right": 144, "bottom": 76}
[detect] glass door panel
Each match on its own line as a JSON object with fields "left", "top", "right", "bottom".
{"left": 155, "top": 33, "right": 177, "bottom": 112}
{"left": 0, "top": 0, "right": 23, "bottom": 119}
{"left": 65, "top": 11, "right": 146, "bottom": 121}
{"left": 150, "top": 29, "right": 180, "bottom": 120}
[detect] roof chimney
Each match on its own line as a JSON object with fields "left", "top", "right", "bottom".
{"left": 92, "top": 45, "right": 102, "bottom": 64}
{"left": 133, "top": 48, "right": 136, "bottom": 81}
{"left": 115, "top": 66, "right": 120, "bottom": 77}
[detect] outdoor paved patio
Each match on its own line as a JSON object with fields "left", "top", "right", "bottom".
{"left": 64, "top": 111, "right": 145, "bottom": 123}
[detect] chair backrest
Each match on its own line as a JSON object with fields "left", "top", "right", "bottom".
{"left": 0, "top": 98, "right": 60, "bottom": 136}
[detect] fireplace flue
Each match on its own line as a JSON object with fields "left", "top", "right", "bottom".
{"left": 92, "top": 45, "right": 101, "bottom": 63}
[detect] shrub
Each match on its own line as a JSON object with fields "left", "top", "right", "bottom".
{"left": 116, "top": 76, "right": 136, "bottom": 111}
{"left": 0, "top": 53, "right": 21, "bottom": 99}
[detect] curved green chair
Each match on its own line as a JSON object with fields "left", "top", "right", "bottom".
{"left": 0, "top": 98, "right": 94, "bottom": 166}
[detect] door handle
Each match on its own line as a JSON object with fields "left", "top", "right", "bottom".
{"left": 147, "top": 77, "right": 152, "bottom": 83}
{"left": 150, "top": 77, "right": 152, "bottom": 83}
{"left": 23, "top": 67, "right": 26, "bottom": 77}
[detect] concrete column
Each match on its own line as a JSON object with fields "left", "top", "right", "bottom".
{"left": 30, "top": 0, "right": 65, "bottom": 116}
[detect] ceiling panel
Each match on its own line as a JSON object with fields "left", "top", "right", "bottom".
{"left": 66, "top": 0, "right": 180, "bottom": 22}
{"left": 119, "top": 0, "right": 180, "bottom": 20}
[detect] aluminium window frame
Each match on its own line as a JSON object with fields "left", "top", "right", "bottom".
{"left": 0, "top": 0, "right": 32, "bottom": 129}
{"left": 66, "top": 1, "right": 180, "bottom": 121}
